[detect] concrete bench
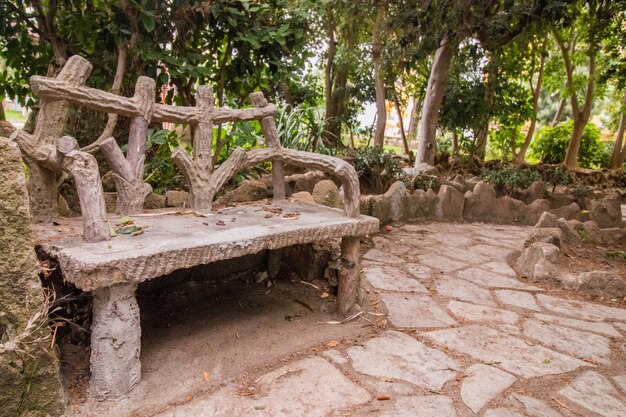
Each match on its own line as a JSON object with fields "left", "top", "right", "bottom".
{"left": 14, "top": 55, "right": 379, "bottom": 400}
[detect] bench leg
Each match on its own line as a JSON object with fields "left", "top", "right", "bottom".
{"left": 338, "top": 236, "right": 361, "bottom": 317}
{"left": 90, "top": 283, "right": 141, "bottom": 400}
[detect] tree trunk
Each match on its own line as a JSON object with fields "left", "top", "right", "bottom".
{"left": 610, "top": 91, "right": 626, "bottom": 168}
{"left": 393, "top": 95, "right": 410, "bottom": 155}
{"left": 321, "top": 6, "right": 336, "bottom": 153}
{"left": 550, "top": 98, "right": 566, "bottom": 128}
{"left": 451, "top": 129, "right": 459, "bottom": 155}
{"left": 475, "top": 50, "right": 498, "bottom": 160}
{"left": 564, "top": 118, "right": 587, "bottom": 169}
{"left": 415, "top": 38, "right": 455, "bottom": 168}
{"left": 372, "top": 4, "right": 386, "bottom": 148}
{"left": 515, "top": 40, "right": 547, "bottom": 163}
{"left": 0, "top": 101, "right": 5, "bottom": 121}
{"left": 407, "top": 96, "right": 421, "bottom": 143}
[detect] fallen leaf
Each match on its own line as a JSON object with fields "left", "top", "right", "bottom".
{"left": 116, "top": 225, "right": 142, "bottom": 235}
{"left": 326, "top": 340, "right": 340, "bottom": 348}
{"left": 118, "top": 216, "right": 135, "bottom": 226}
{"left": 185, "top": 395, "right": 193, "bottom": 402}
{"left": 283, "top": 211, "right": 301, "bottom": 219}
{"left": 320, "top": 292, "right": 329, "bottom": 299}
{"left": 376, "top": 395, "right": 391, "bottom": 401}
{"left": 382, "top": 377, "right": 394, "bottom": 383}
{"left": 216, "top": 220, "right": 225, "bottom": 226}
{"left": 203, "top": 372, "right": 211, "bottom": 381}
{"left": 264, "top": 213, "right": 274, "bottom": 218}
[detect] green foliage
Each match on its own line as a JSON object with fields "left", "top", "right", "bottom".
{"left": 606, "top": 250, "right": 626, "bottom": 260}
{"left": 542, "top": 167, "right": 571, "bottom": 192}
{"left": 531, "top": 121, "right": 604, "bottom": 168}
{"left": 411, "top": 174, "right": 440, "bottom": 192}
{"left": 275, "top": 104, "right": 333, "bottom": 154}
{"left": 482, "top": 167, "right": 541, "bottom": 196}
{"left": 488, "top": 125, "right": 525, "bottom": 161}
{"left": 353, "top": 147, "right": 408, "bottom": 194}
{"left": 143, "top": 129, "right": 186, "bottom": 194}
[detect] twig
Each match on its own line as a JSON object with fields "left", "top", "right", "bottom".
{"left": 321, "top": 311, "right": 365, "bottom": 325}
{"left": 299, "top": 280, "right": 320, "bottom": 290}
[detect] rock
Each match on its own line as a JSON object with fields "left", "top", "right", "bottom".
{"left": 360, "top": 194, "right": 391, "bottom": 223}
{"left": 523, "top": 320, "right": 611, "bottom": 365}
{"left": 144, "top": 192, "right": 166, "bottom": 209}
{"left": 492, "top": 196, "right": 526, "bottom": 223}
{"left": 436, "top": 184, "right": 465, "bottom": 221}
{"left": 362, "top": 248, "right": 404, "bottom": 265}
{"left": 532, "top": 313, "right": 621, "bottom": 337}
{"left": 381, "top": 293, "right": 457, "bottom": 328}
{"left": 165, "top": 357, "right": 370, "bottom": 417}
{"left": 104, "top": 192, "right": 117, "bottom": 213}
{"left": 0, "top": 120, "right": 16, "bottom": 138}
{"left": 312, "top": 180, "right": 343, "bottom": 209}
{"left": 590, "top": 194, "right": 622, "bottom": 228}
{"left": 556, "top": 218, "right": 580, "bottom": 244}
{"left": 435, "top": 277, "right": 496, "bottom": 307}
{"left": 442, "top": 179, "right": 464, "bottom": 193}
{"left": 354, "top": 396, "right": 457, "bottom": 417}
{"left": 347, "top": 330, "right": 459, "bottom": 390}
{"left": 520, "top": 180, "right": 546, "bottom": 204}
{"left": 165, "top": 190, "right": 191, "bottom": 207}
{"left": 534, "top": 211, "right": 558, "bottom": 228}
{"left": 559, "top": 371, "right": 626, "bottom": 417}
{"left": 285, "top": 170, "right": 327, "bottom": 194}
{"left": 57, "top": 195, "right": 71, "bottom": 217}
{"left": 581, "top": 220, "right": 603, "bottom": 243}
{"left": 101, "top": 170, "right": 117, "bottom": 192}
{"left": 290, "top": 191, "right": 315, "bottom": 205}
{"left": 574, "top": 270, "right": 626, "bottom": 299}
{"left": 384, "top": 181, "right": 407, "bottom": 222}
{"left": 416, "top": 162, "right": 441, "bottom": 176}
{"left": 548, "top": 192, "right": 574, "bottom": 209}
{"left": 524, "top": 199, "right": 550, "bottom": 225}
{"left": 518, "top": 242, "right": 560, "bottom": 281}
{"left": 550, "top": 202, "right": 580, "bottom": 221}
{"left": 536, "top": 294, "right": 626, "bottom": 322}
{"left": 525, "top": 227, "right": 562, "bottom": 248}
{"left": 463, "top": 181, "right": 497, "bottom": 222}
{"left": 494, "top": 290, "right": 541, "bottom": 311}
{"left": 458, "top": 268, "right": 541, "bottom": 290}
{"left": 402, "top": 189, "right": 437, "bottom": 221}
{"left": 364, "top": 266, "right": 428, "bottom": 293}
{"left": 510, "top": 394, "right": 563, "bottom": 417}
{"left": 447, "top": 301, "right": 519, "bottom": 325}
{"left": 484, "top": 409, "right": 525, "bottom": 417}
{"left": 424, "top": 325, "right": 587, "bottom": 378}
{"left": 0, "top": 138, "right": 67, "bottom": 416}
{"left": 460, "top": 364, "right": 516, "bottom": 414}
{"left": 417, "top": 253, "right": 466, "bottom": 273}
{"left": 217, "top": 180, "right": 268, "bottom": 205}
{"left": 453, "top": 174, "right": 466, "bottom": 186}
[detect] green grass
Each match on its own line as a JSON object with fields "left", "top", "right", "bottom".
{"left": 4, "top": 109, "right": 25, "bottom": 122}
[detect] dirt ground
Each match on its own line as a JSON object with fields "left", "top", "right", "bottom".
{"left": 59, "top": 263, "right": 383, "bottom": 417}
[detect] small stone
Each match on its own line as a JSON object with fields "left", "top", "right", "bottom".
{"left": 381, "top": 293, "right": 457, "bottom": 328}
{"left": 495, "top": 290, "right": 541, "bottom": 311}
{"left": 559, "top": 371, "right": 626, "bottom": 417}
{"left": 590, "top": 194, "right": 622, "bottom": 228}
{"left": 436, "top": 185, "right": 465, "bottom": 221}
{"left": 460, "top": 364, "right": 516, "bottom": 414}
{"left": 458, "top": 268, "right": 541, "bottom": 291}
{"left": 347, "top": 331, "right": 459, "bottom": 390}
{"left": 364, "top": 266, "right": 428, "bottom": 293}
{"left": 290, "top": 191, "right": 316, "bottom": 204}
{"left": 556, "top": 218, "right": 580, "bottom": 244}
{"left": 518, "top": 242, "right": 560, "bottom": 281}
{"left": 510, "top": 393, "right": 563, "bottom": 417}
{"left": 447, "top": 300, "right": 519, "bottom": 324}
{"left": 436, "top": 277, "right": 496, "bottom": 306}
{"left": 534, "top": 211, "right": 558, "bottom": 228}
{"left": 523, "top": 320, "right": 611, "bottom": 365}
{"left": 575, "top": 270, "right": 626, "bottom": 299}
{"left": 165, "top": 190, "right": 191, "bottom": 207}
{"left": 525, "top": 228, "right": 563, "bottom": 248}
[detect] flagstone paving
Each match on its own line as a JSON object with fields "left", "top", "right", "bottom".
{"left": 154, "top": 222, "right": 626, "bottom": 417}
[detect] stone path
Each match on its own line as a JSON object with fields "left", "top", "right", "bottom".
{"left": 157, "top": 223, "right": 626, "bottom": 417}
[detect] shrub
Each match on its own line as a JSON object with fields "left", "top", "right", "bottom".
{"left": 531, "top": 121, "right": 603, "bottom": 168}
{"left": 142, "top": 129, "right": 187, "bottom": 194}
{"left": 541, "top": 167, "right": 571, "bottom": 192}
{"left": 481, "top": 167, "right": 541, "bottom": 197}
{"left": 353, "top": 147, "right": 409, "bottom": 194}
{"left": 411, "top": 174, "right": 440, "bottom": 192}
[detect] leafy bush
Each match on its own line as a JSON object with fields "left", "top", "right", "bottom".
{"left": 531, "top": 121, "right": 604, "bottom": 168}
{"left": 142, "top": 129, "right": 187, "bottom": 194}
{"left": 411, "top": 174, "right": 440, "bottom": 192}
{"left": 541, "top": 167, "right": 571, "bottom": 192}
{"left": 353, "top": 147, "right": 409, "bottom": 194}
{"left": 488, "top": 125, "right": 525, "bottom": 161}
{"left": 481, "top": 167, "right": 541, "bottom": 197}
